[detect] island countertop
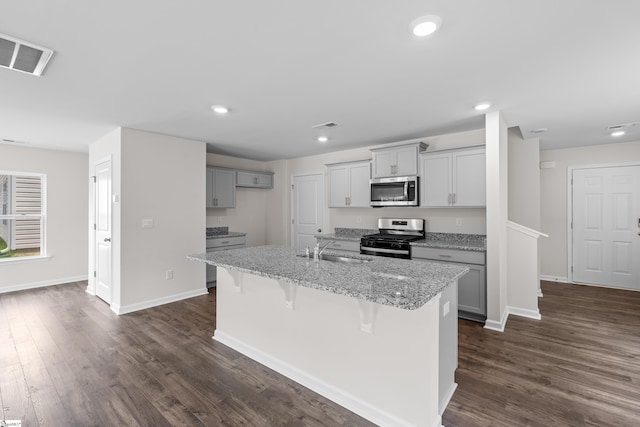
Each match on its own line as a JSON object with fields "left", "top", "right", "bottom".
{"left": 188, "top": 245, "right": 468, "bottom": 310}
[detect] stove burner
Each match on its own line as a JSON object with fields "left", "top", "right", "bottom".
{"left": 360, "top": 218, "right": 426, "bottom": 259}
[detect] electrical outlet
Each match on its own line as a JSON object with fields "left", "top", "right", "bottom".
{"left": 443, "top": 301, "right": 450, "bottom": 316}
{"left": 166, "top": 270, "right": 173, "bottom": 280}
{"left": 455, "top": 218, "right": 463, "bottom": 227}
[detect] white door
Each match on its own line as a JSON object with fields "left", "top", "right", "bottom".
{"left": 95, "top": 160, "right": 112, "bottom": 303}
{"left": 291, "top": 174, "right": 324, "bottom": 250}
{"left": 572, "top": 165, "right": 640, "bottom": 289}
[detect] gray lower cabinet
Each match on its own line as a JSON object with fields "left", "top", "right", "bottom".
{"left": 412, "top": 246, "right": 487, "bottom": 322}
{"left": 206, "top": 235, "right": 246, "bottom": 286}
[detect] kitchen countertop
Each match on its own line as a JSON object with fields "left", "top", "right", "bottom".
{"left": 188, "top": 245, "right": 468, "bottom": 310}
{"left": 316, "top": 228, "right": 487, "bottom": 252}
{"left": 206, "top": 226, "right": 246, "bottom": 239}
{"left": 412, "top": 232, "right": 486, "bottom": 252}
{"left": 314, "top": 227, "right": 377, "bottom": 241}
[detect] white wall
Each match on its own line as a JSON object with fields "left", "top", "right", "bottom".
{"left": 485, "top": 112, "right": 509, "bottom": 330}
{"left": 0, "top": 144, "right": 88, "bottom": 293}
{"left": 118, "top": 128, "right": 206, "bottom": 311}
{"left": 270, "top": 129, "right": 487, "bottom": 246}
{"left": 540, "top": 139, "right": 640, "bottom": 281}
{"left": 508, "top": 128, "right": 540, "bottom": 230}
{"left": 88, "top": 128, "right": 206, "bottom": 313}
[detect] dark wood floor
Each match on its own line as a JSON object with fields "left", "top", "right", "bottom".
{"left": 1, "top": 280, "right": 639, "bottom": 426}
{"left": 444, "top": 281, "right": 640, "bottom": 427}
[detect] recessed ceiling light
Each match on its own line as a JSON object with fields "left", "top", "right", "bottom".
{"left": 410, "top": 15, "right": 442, "bottom": 37}
{"left": 611, "top": 130, "right": 625, "bottom": 137}
{"left": 531, "top": 128, "right": 548, "bottom": 134}
{"left": 211, "top": 105, "right": 229, "bottom": 114}
{"left": 474, "top": 103, "right": 491, "bottom": 111}
{"left": 317, "top": 136, "right": 329, "bottom": 143}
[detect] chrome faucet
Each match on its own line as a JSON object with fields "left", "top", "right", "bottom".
{"left": 314, "top": 239, "right": 332, "bottom": 259}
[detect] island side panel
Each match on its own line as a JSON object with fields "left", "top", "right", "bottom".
{"left": 214, "top": 267, "right": 443, "bottom": 427}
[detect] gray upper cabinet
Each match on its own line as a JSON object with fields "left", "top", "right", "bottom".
{"left": 327, "top": 160, "right": 371, "bottom": 208}
{"left": 370, "top": 142, "right": 427, "bottom": 178}
{"left": 420, "top": 147, "right": 486, "bottom": 207}
{"left": 236, "top": 170, "right": 274, "bottom": 189}
{"left": 207, "top": 167, "right": 236, "bottom": 208}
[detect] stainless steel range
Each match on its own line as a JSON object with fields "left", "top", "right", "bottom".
{"left": 360, "top": 218, "right": 425, "bottom": 259}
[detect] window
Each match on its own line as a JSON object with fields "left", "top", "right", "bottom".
{"left": 0, "top": 171, "right": 45, "bottom": 260}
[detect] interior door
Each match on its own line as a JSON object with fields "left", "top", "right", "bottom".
{"left": 572, "top": 165, "right": 640, "bottom": 289}
{"left": 95, "top": 160, "right": 112, "bottom": 303}
{"left": 291, "top": 173, "right": 324, "bottom": 250}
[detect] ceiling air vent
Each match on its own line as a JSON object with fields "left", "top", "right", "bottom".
{"left": 312, "top": 121, "right": 340, "bottom": 129}
{"left": 0, "top": 33, "right": 54, "bottom": 76}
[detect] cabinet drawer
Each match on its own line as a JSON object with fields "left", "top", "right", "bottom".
{"left": 207, "top": 244, "right": 245, "bottom": 252}
{"left": 206, "top": 236, "right": 246, "bottom": 249}
{"left": 412, "top": 246, "right": 485, "bottom": 265}
{"left": 322, "top": 240, "right": 361, "bottom": 253}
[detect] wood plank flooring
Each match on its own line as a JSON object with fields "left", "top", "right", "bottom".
{"left": 443, "top": 281, "right": 640, "bottom": 427}
{"left": 1, "top": 280, "right": 639, "bottom": 426}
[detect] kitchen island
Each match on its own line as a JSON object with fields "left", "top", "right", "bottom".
{"left": 188, "top": 246, "right": 468, "bottom": 427}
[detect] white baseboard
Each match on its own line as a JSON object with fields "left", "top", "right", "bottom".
{"left": 540, "top": 275, "right": 568, "bottom": 283}
{"left": 112, "top": 287, "right": 208, "bottom": 315}
{"left": 439, "top": 382, "right": 458, "bottom": 416}
{"left": 214, "top": 330, "right": 438, "bottom": 427}
{"left": 0, "top": 275, "right": 88, "bottom": 294}
{"left": 484, "top": 306, "right": 509, "bottom": 332}
{"left": 507, "top": 306, "right": 541, "bottom": 320}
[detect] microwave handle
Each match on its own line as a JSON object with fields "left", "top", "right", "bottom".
{"left": 404, "top": 181, "right": 409, "bottom": 200}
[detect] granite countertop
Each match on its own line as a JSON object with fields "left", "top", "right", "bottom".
{"left": 315, "top": 227, "right": 378, "bottom": 241}
{"left": 188, "top": 245, "right": 468, "bottom": 310}
{"left": 206, "top": 226, "right": 246, "bottom": 239}
{"left": 411, "top": 233, "right": 487, "bottom": 252}
{"left": 316, "top": 228, "right": 486, "bottom": 252}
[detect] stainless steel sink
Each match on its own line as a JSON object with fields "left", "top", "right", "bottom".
{"left": 297, "top": 254, "right": 371, "bottom": 264}
{"left": 319, "top": 254, "right": 371, "bottom": 264}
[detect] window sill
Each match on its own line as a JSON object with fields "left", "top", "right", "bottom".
{"left": 0, "top": 255, "right": 52, "bottom": 265}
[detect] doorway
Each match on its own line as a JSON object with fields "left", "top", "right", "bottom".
{"left": 291, "top": 173, "right": 324, "bottom": 250}
{"left": 571, "top": 164, "right": 640, "bottom": 289}
{"left": 94, "top": 160, "right": 112, "bottom": 303}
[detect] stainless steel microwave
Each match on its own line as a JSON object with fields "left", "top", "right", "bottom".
{"left": 370, "top": 176, "right": 419, "bottom": 207}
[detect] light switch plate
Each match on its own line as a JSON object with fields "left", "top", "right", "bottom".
{"left": 142, "top": 218, "right": 154, "bottom": 229}
{"left": 443, "top": 301, "right": 450, "bottom": 316}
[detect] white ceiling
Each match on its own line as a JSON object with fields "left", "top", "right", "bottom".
{"left": 1, "top": 0, "right": 639, "bottom": 161}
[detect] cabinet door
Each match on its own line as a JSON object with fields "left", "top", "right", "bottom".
{"left": 372, "top": 149, "right": 396, "bottom": 178}
{"left": 453, "top": 148, "right": 486, "bottom": 207}
{"left": 420, "top": 153, "right": 452, "bottom": 207}
{"left": 458, "top": 264, "right": 486, "bottom": 318}
{"left": 347, "top": 162, "right": 371, "bottom": 207}
{"left": 213, "top": 168, "right": 236, "bottom": 208}
{"left": 206, "top": 167, "right": 215, "bottom": 208}
{"left": 394, "top": 145, "right": 418, "bottom": 176}
{"left": 237, "top": 171, "right": 273, "bottom": 188}
{"left": 327, "top": 166, "right": 348, "bottom": 207}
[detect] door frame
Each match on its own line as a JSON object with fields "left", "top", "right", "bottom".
{"left": 567, "top": 161, "right": 640, "bottom": 283}
{"left": 89, "top": 155, "right": 112, "bottom": 298}
{"left": 290, "top": 172, "right": 325, "bottom": 248}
